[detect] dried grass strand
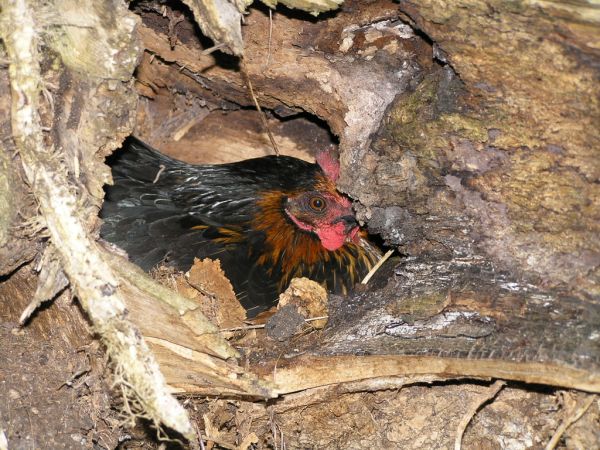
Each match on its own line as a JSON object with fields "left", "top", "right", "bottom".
{"left": 545, "top": 395, "right": 597, "bottom": 450}
{"left": 361, "top": 249, "right": 394, "bottom": 284}
{"left": 240, "top": 60, "right": 280, "bottom": 156}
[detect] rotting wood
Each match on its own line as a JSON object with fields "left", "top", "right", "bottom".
{"left": 180, "top": 0, "right": 246, "bottom": 56}
{"left": 0, "top": 0, "right": 278, "bottom": 438}
{"left": 19, "top": 245, "right": 68, "bottom": 324}
{"left": 1, "top": 0, "right": 597, "bottom": 446}
{"left": 545, "top": 395, "right": 598, "bottom": 450}
{"left": 0, "top": 112, "right": 39, "bottom": 275}
{"left": 177, "top": 0, "right": 343, "bottom": 58}
{"left": 270, "top": 375, "right": 453, "bottom": 412}
{"left": 261, "top": 0, "right": 342, "bottom": 15}
{"left": 0, "top": 0, "right": 194, "bottom": 439}
{"left": 111, "top": 258, "right": 238, "bottom": 359}
{"left": 244, "top": 255, "right": 600, "bottom": 396}
{"left": 135, "top": 0, "right": 413, "bottom": 141}
{"left": 359, "top": 1, "right": 600, "bottom": 300}
{"left": 136, "top": 0, "right": 600, "bottom": 303}
{"left": 253, "top": 255, "right": 600, "bottom": 392}
{"left": 0, "top": 138, "right": 12, "bottom": 248}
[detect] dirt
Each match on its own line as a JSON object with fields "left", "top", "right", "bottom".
{"left": 0, "top": 265, "right": 121, "bottom": 450}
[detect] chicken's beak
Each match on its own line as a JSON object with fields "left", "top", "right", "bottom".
{"left": 335, "top": 215, "right": 359, "bottom": 235}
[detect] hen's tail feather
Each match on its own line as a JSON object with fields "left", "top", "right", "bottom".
{"left": 101, "top": 138, "right": 205, "bottom": 270}
{"left": 100, "top": 140, "right": 275, "bottom": 314}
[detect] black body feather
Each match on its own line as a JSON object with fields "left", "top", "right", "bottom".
{"left": 100, "top": 137, "right": 376, "bottom": 316}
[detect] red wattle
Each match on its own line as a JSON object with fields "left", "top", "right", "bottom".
{"left": 316, "top": 222, "right": 347, "bottom": 251}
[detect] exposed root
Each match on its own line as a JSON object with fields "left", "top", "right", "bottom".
{"left": 19, "top": 244, "right": 68, "bottom": 325}
{"left": 454, "top": 380, "right": 505, "bottom": 450}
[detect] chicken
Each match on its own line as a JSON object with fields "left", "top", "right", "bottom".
{"left": 100, "top": 137, "right": 379, "bottom": 316}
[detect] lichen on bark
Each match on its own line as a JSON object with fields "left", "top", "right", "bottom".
{"left": 347, "top": 1, "right": 600, "bottom": 299}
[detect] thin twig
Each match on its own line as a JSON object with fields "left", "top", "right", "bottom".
{"left": 361, "top": 249, "right": 394, "bottom": 284}
{"left": 454, "top": 380, "right": 505, "bottom": 450}
{"left": 266, "top": 9, "right": 273, "bottom": 68}
{"left": 191, "top": 421, "right": 205, "bottom": 450}
{"left": 221, "top": 323, "right": 266, "bottom": 332}
{"left": 304, "top": 315, "right": 328, "bottom": 323}
{"left": 545, "top": 395, "right": 597, "bottom": 450}
{"left": 201, "top": 42, "right": 226, "bottom": 56}
{"left": 57, "top": 367, "right": 90, "bottom": 390}
{"left": 240, "top": 60, "right": 280, "bottom": 156}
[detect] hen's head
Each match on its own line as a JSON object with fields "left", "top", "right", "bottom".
{"left": 285, "top": 190, "right": 358, "bottom": 250}
{"left": 284, "top": 146, "right": 359, "bottom": 251}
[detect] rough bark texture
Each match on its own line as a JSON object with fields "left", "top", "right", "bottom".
{"left": 250, "top": 255, "right": 600, "bottom": 394}
{"left": 122, "top": 1, "right": 599, "bottom": 447}
{"left": 131, "top": 0, "right": 599, "bottom": 383}
{"left": 0, "top": 55, "right": 40, "bottom": 276}
{"left": 350, "top": 1, "right": 600, "bottom": 301}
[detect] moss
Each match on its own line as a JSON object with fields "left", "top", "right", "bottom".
{"left": 438, "top": 114, "right": 488, "bottom": 143}
{"left": 386, "top": 74, "right": 439, "bottom": 147}
{"left": 375, "top": 0, "right": 599, "bottom": 290}
{"left": 384, "top": 71, "right": 488, "bottom": 172}
{"left": 47, "top": 0, "right": 140, "bottom": 80}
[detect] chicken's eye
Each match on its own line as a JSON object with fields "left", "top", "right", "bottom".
{"left": 309, "top": 196, "right": 326, "bottom": 212}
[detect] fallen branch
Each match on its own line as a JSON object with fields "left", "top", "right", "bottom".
{"left": 1, "top": 0, "right": 193, "bottom": 438}
{"left": 258, "top": 355, "right": 600, "bottom": 395}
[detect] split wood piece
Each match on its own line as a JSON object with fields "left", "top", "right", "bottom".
{"left": 179, "top": 0, "right": 342, "bottom": 58}
{"left": 137, "top": 0, "right": 407, "bottom": 142}
{"left": 108, "top": 253, "right": 275, "bottom": 397}
{"left": 181, "top": 258, "right": 247, "bottom": 330}
{"left": 1, "top": 0, "right": 193, "bottom": 437}
{"left": 272, "top": 374, "right": 454, "bottom": 413}
{"left": 261, "top": 0, "right": 342, "bottom": 15}
{"left": 19, "top": 245, "right": 68, "bottom": 325}
{"left": 147, "top": 339, "right": 273, "bottom": 397}
{"left": 112, "top": 259, "right": 236, "bottom": 359}
{"left": 256, "top": 355, "right": 600, "bottom": 395}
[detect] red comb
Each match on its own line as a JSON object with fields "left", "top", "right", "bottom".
{"left": 316, "top": 145, "right": 340, "bottom": 182}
